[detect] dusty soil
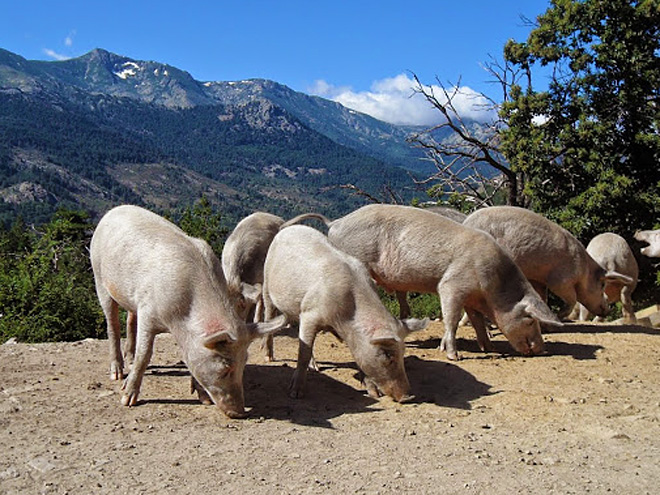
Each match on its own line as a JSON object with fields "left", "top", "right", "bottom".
{"left": 1, "top": 321, "right": 659, "bottom": 494}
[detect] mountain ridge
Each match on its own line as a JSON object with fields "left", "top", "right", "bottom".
{"left": 0, "top": 48, "right": 430, "bottom": 226}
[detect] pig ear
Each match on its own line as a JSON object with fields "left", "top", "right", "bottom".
{"left": 240, "top": 282, "right": 262, "bottom": 304}
{"left": 524, "top": 304, "right": 563, "bottom": 332}
{"left": 370, "top": 328, "right": 401, "bottom": 346}
{"left": 401, "top": 317, "right": 430, "bottom": 334}
{"left": 247, "top": 314, "right": 287, "bottom": 340}
{"left": 202, "top": 331, "right": 237, "bottom": 351}
{"left": 536, "top": 317, "right": 564, "bottom": 333}
{"left": 604, "top": 271, "right": 634, "bottom": 285}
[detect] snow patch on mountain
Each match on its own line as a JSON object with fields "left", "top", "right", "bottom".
{"left": 114, "top": 61, "right": 140, "bottom": 80}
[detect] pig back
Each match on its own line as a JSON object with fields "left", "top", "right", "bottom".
{"left": 586, "top": 233, "right": 638, "bottom": 290}
{"left": 264, "top": 225, "right": 368, "bottom": 319}
{"left": 222, "top": 212, "right": 283, "bottom": 289}
{"left": 463, "top": 206, "right": 586, "bottom": 283}
{"left": 91, "top": 205, "right": 230, "bottom": 320}
{"left": 327, "top": 204, "right": 495, "bottom": 293}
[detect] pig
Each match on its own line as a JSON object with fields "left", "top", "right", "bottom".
{"left": 635, "top": 229, "right": 660, "bottom": 258}
{"left": 396, "top": 205, "right": 468, "bottom": 319}
{"left": 262, "top": 224, "right": 429, "bottom": 400}
{"left": 90, "top": 205, "right": 285, "bottom": 418}
{"left": 282, "top": 204, "right": 559, "bottom": 360}
{"left": 572, "top": 233, "right": 638, "bottom": 323}
{"left": 463, "top": 206, "right": 633, "bottom": 320}
{"left": 221, "top": 212, "right": 284, "bottom": 323}
{"left": 423, "top": 205, "right": 468, "bottom": 223}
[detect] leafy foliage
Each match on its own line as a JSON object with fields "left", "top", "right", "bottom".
{"left": 500, "top": 0, "right": 660, "bottom": 240}
{"left": 169, "top": 196, "right": 228, "bottom": 255}
{"left": 0, "top": 202, "right": 235, "bottom": 343}
{"left": 0, "top": 209, "right": 104, "bottom": 343}
{"left": 379, "top": 290, "right": 442, "bottom": 320}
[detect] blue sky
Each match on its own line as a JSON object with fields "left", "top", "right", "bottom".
{"left": 1, "top": 0, "right": 552, "bottom": 125}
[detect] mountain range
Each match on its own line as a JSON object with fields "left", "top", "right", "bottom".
{"left": 0, "top": 47, "right": 446, "bottom": 225}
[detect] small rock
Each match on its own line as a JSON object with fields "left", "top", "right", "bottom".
{"left": 28, "top": 457, "right": 58, "bottom": 473}
{"left": 0, "top": 467, "right": 19, "bottom": 480}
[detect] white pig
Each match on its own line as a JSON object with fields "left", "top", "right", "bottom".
{"left": 396, "top": 205, "right": 467, "bottom": 319}
{"left": 573, "top": 233, "right": 638, "bottom": 323}
{"left": 90, "top": 205, "right": 285, "bottom": 418}
{"left": 635, "top": 229, "right": 660, "bottom": 258}
{"left": 262, "top": 224, "right": 428, "bottom": 400}
{"left": 222, "top": 212, "right": 284, "bottom": 323}
{"left": 463, "top": 206, "right": 633, "bottom": 319}
{"left": 282, "top": 205, "right": 559, "bottom": 360}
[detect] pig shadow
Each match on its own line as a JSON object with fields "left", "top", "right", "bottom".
{"left": 404, "top": 355, "right": 493, "bottom": 409}
{"left": 551, "top": 322, "right": 660, "bottom": 336}
{"left": 245, "top": 357, "right": 493, "bottom": 427}
{"left": 147, "top": 362, "right": 189, "bottom": 377}
{"left": 244, "top": 363, "right": 378, "bottom": 427}
{"left": 133, "top": 357, "right": 493, "bottom": 424}
{"left": 408, "top": 335, "right": 603, "bottom": 361}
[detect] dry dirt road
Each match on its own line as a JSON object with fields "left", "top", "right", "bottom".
{"left": 1, "top": 321, "right": 659, "bottom": 494}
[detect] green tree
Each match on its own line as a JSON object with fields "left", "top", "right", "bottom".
{"left": 0, "top": 209, "right": 104, "bottom": 343}
{"left": 176, "top": 196, "right": 228, "bottom": 255}
{"left": 501, "top": 0, "right": 660, "bottom": 239}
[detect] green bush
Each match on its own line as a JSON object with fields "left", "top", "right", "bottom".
{"left": 379, "top": 289, "right": 442, "bottom": 320}
{"left": 0, "top": 209, "right": 104, "bottom": 343}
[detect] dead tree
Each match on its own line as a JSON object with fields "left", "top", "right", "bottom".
{"left": 408, "top": 65, "right": 528, "bottom": 208}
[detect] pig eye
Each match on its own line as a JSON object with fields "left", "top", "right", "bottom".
{"left": 381, "top": 349, "right": 395, "bottom": 361}
{"left": 218, "top": 364, "right": 234, "bottom": 379}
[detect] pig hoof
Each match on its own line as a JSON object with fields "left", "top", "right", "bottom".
{"left": 289, "top": 389, "right": 305, "bottom": 399}
{"left": 109, "top": 363, "right": 123, "bottom": 381}
{"left": 223, "top": 409, "right": 248, "bottom": 419}
{"left": 446, "top": 351, "right": 461, "bottom": 361}
{"left": 288, "top": 383, "right": 305, "bottom": 399}
{"left": 397, "top": 394, "right": 415, "bottom": 404}
{"left": 121, "top": 393, "right": 138, "bottom": 407}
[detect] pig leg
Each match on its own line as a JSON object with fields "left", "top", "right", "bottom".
{"left": 191, "top": 377, "right": 213, "bottom": 405}
{"left": 97, "top": 288, "right": 124, "bottom": 381}
{"left": 262, "top": 295, "right": 276, "bottom": 361}
{"left": 438, "top": 287, "right": 464, "bottom": 360}
{"left": 578, "top": 304, "right": 592, "bottom": 322}
{"left": 396, "top": 291, "right": 411, "bottom": 319}
{"left": 466, "top": 309, "right": 495, "bottom": 352}
{"left": 289, "top": 315, "right": 319, "bottom": 399}
{"left": 124, "top": 311, "right": 137, "bottom": 365}
{"left": 620, "top": 286, "right": 637, "bottom": 324}
{"left": 254, "top": 296, "right": 264, "bottom": 324}
{"left": 551, "top": 284, "right": 578, "bottom": 321}
{"left": 121, "top": 322, "right": 156, "bottom": 407}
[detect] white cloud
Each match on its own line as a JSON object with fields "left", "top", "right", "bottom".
{"left": 43, "top": 48, "right": 70, "bottom": 61}
{"left": 64, "top": 30, "right": 76, "bottom": 47}
{"left": 309, "top": 73, "right": 496, "bottom": 126}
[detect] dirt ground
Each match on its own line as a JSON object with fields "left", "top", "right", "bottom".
{"left": 1, "top": 320, "right": 659, "bottom": 494}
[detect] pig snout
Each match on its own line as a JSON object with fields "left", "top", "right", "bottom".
{"left": 528, "top": 335, "right": 546, "bottom": 356}
{"left": 513, "top": 333, "right": 546, "bottom": 357}
{"left": 364, "top": 376, "right": 413, "bottom": 403}
{"left": 215, "top": 394, "right": 248, "bottom": 419}
{"left": 591, "top": 299, "right": 611, "bottom": 318}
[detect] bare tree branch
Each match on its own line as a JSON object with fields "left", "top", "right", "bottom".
{"left": 407, "top": 63, "right": 529, "bottom": 207}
